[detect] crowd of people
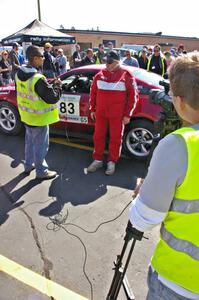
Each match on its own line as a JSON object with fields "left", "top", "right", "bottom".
{"left": 0, "top": 41, "right": 191, "bottom": 86}
{"left": 70, "top": 42, "right": 189, "bottom": 79}
{"left": 0, "top": 42, "right": 68, "bottom": 85}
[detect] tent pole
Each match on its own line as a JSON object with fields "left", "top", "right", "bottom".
{"left": 37, "top": 0, "right": 41, "bottom": 21}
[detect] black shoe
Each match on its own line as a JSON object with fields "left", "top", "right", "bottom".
{"left": 24, "top": 166, "right": 35, "bottom": 175}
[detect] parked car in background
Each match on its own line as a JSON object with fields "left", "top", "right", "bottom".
{"left": 0, "top": 65, "right": 163, "bottom": 160}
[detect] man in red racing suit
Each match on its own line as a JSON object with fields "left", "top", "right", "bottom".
{"left": 87, "top": 51, "right": 138, "bottom": 175}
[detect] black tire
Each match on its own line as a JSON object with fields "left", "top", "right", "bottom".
{"left": 123, "top": 119, "right": 155, "bottom": 161}
{"left": 0, "top": 101, "right": 23, "bottom": 135}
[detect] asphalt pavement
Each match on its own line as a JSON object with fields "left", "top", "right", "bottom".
{"left": 0, "top": 132, "right": 159, "bottom": 300}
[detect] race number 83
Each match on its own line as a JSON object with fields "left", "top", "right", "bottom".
{"left": 58, "top": 95, "right": 80, "bottom": 117}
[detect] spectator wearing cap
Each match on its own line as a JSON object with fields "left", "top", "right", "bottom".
{"left": 55, "top": 48, "right": 67, "bottom": 75}
{"left": 147, "top": 44, "right": 167, "bottom": 77}
{"left": 177, "top": 44, "right": 185, "bottom": 56}
{"left": 148, "top": 47, "right": 153, "bottom": 57}
{"left": 93, "top": 44, "right": 106, "bottom": 64}
{"left": 0, "top": 51, "right": 12, "bottom": 85}
{"left": 87, "top": 51, "right": 138, "bottom": 175}
{"left": 15, "top": 45, "right": 62, "bottom": 180}
{"left": 138, "top": 48, "right": 148, "bottom": 70}
{"left": 9, "top": 42, "right": 20, "bottom": 80}
{"left": 43, "top": 42, "right": 56, "bottom": 78}
{"left": 122, "top": 50, "right": 139, "bottom": 67}
{"left": 170, "top": 48, "right": 177, "bottom": 57}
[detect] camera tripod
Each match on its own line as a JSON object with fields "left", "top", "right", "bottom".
{"left": 106, "top": 221, "right": 144, "bottom": 300}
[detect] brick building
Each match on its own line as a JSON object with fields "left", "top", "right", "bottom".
{"left": 59, "top": 28, "right": 199, "bottom": 55}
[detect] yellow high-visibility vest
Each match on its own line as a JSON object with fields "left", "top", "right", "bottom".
{"left": 16, "top": 73, "right": 59, "bottom": 126}
{"left": 152, "top": 127, "right": 199, "bottom": 293}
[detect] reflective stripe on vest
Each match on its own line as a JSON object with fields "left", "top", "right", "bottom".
{"left": 17, "top": 91, "right": 40, "bottom": 101}
{"left": 161, "top": 225, "right": 199, "bottom": 261}
{"left": 97, "top": 80, "right": 126, "bottom": 91}
{"left": 18, "top": 104, "right": 58, "bottom": 114}
{"left": 171, "top": 198, "right": 199, "bottom": 213}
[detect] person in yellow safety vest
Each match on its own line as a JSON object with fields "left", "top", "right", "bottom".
{"left": 129, "top": 53, "right": 199, "bottom": 300}
{"left": 16, "top": 45, "right": 62, "bottom": 180}
{"left": 93, "top": 43, "right": 106, "bottom": 64}
{"left": 147, "top": 44, "right": 167, "bottom": 77}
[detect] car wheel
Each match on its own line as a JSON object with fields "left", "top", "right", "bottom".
{"left": 123, "top": 119, "right": 155, "bottom": 161}
{"left": 0, "top": 101, "right": 23, "bottom": 135}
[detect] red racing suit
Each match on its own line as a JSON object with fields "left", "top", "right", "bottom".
{"left": 90, "top": 66, "right": 138, "bottom": 162}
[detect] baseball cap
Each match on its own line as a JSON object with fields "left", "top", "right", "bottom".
{"left": 106, "top": 51, "right": 120, "bottom": 64}
{"left": 44, "top": 42, "right": 53, "bottom": 48}
{"left": 26, "top": 45, "right": 43, "bottom": 60}
{"left": 107, "top": 41, "right": 113, "bottom": 46}
{"left": 178, "top": 43, "right": 184, "bottom": 49}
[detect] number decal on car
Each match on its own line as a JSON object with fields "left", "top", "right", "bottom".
{"left": 58, "top": 95, "right": 88, "bottom": 124}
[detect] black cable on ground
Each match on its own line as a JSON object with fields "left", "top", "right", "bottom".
{"left": 46, "top": 200, "right": 132, "bottom": 300}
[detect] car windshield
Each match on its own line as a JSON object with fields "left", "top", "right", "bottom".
{"left": 132, "top": 69, "right": 164, "bottom": 89}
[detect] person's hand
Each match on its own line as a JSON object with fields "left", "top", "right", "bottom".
{"left": 122, "top": 116, "right": 130, "bottom": 125}
{"left": 90, "top": 112, "right": 96, "bottom": 121}
{"left": 132, "top": 177, "right": 144, "bottom": 198}
{"left": 54, "top": 78, "right": 62, "bottom": 86}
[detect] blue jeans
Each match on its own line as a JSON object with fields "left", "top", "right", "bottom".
{"left": 146, "top": 266, "right": 192, "bottom": 300}
{"left": 24, "top": 125, "right": 49, "bottom": 176}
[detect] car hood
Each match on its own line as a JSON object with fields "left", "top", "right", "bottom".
{"left": 17, "top": 65, "right": 38, "bottom": 81}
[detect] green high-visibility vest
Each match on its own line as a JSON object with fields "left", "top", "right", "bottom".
{"left": 151, "top": 127, "right": 199, "bottom": 294}
{"left": 94, "top": 51, "right": 102, "bottom": 64}
{"left": 16, "top": 73, "right": 59, "bottom": 126}
{"left": 147, "top": 56, "right": 165, "bottom": 76}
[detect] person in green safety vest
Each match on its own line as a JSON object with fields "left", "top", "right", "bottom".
{"left": 129, "top": 53, "right": 199, "bottom": 299}
{"left": 16, "top": 45, "right": 62, "bottom": 180}
{"left": 93, "top": 43, "right": 106, "bottom": 64}
{"left": 147, "top": 44, "right": 167, "bottom": 77}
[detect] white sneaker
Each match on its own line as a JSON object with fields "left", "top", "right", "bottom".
{"left": 87, "top": 160, "right": 103, "bottom": 172}
{"left": 105, "top": 161, "right": 115, "bottom": 175}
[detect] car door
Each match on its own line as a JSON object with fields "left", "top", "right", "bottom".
{"left": 56, "top": 71, "right": 96, "bottom": 134}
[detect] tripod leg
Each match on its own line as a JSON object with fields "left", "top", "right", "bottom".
{"left": 123, "top": 274, "right": 135, "bottom": 300}
{"left": 106, "top": 238, "right": 130, "bottom": 300}
{"left": 106, "top": 238, "right": 137, "bottom": 300}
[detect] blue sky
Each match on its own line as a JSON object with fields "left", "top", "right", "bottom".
{"left": 0, "top": 0, "right": 198, "bottom": 40}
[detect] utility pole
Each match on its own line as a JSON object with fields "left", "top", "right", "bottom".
{"left": 37, "top": 0, "right": 41, "bottom": 21}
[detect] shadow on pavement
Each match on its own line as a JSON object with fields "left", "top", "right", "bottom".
{"left": 39, "top": 152, "right": 146, "bottom": 216}
{"left": 0, "top": 173, "right": 43, "bottom": 225}
{"left": 0, "top": 133, "right": 147, "bottom": 220}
